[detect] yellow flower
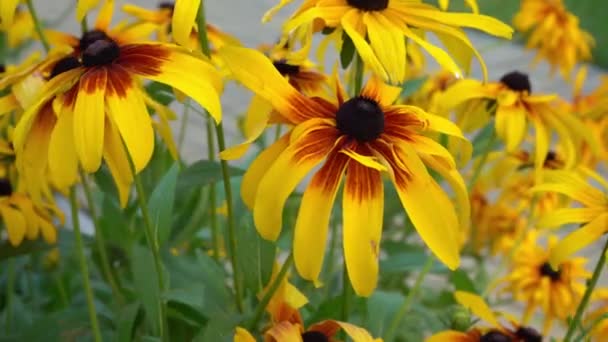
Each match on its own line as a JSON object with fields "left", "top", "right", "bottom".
{"left": 12, "top": 2, "right": 222, "bottom": 207}
{"left": 0, "top": 177, "right": 62, "bottom": 247}
{"left": 514, "top": 0, "right": 594, "bottom": 79}
{"left": 587, "top": 288, "right": 608, "bottom": 341}
{"left": 438, "top": 0, "right": 479, "bottom": 13}
{"left": 219, "top": 46, "right": 470, "bottom": 296}
{"left": 532, "top": 168, "right": 608, "bottom": 267}
{"left": 279, "top": 0, "right": 513, "bottom": 84}
{"left": 427, "top": 291, "right": 543, "bottom": 342}
{"left": 401, "top": 69, "right": 458, "bottom": 115}
{"left": 0, "top": 0, "right": 20, "bottom": 30}
{"left": 440, "top": 71, "right": 597, "bottom": 182}
{"left": 500, "top": 231, "right": 590, "bottom": 334}
{"left": 122, "top": 1, "right": 240, "bottom": 52}
{"left": 0, "top": 5, "right": 35, "bottom": 48}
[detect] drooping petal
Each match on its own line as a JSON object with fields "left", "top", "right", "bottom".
{"left": 361, "top": 76, "right": 401, "bottom": 107}
{"left": 549, "top": 214, "right": 608, "bottom": 268}
{"left": 106, "top": 66, "right": 154, "bottom": 173}
{"left": 0, "top": 0, "right": 20, "bottom": 29}
{"left": 218, "top": 45, "right": 334, "bottom": 124}
{"left": 94, "top": 0, "right": 114, "bottom": 31}
{"left": 254, "top": 120, "right": 338, "bottom": 241}
{"left": 537, "top": 207, "right": 605, "bottom": 229}
{"left": 48, "top": 107, "right": 78, "bottom": 189}
{"left": 1, "top": 204, "right": 27, "bottom": 246}
{"left": 391, "top": 143, "right": 460, "bottom": 270}
{"left": 74, "top": 68, "right": 107, "bottom": 172}
{"left": 343, "top": 158, "right": 384, "bottom": 296}
{"left": 121, "top": 44, "right": 222, "bottom": 123}
{"left": 76, "top": 0, "right": 101, "bottom": 22}
{"left": 103, "top": 119, "right": 134, "bottom": 208}
{"left": 294, "top": 150, "right": 348, "bottom": 285}
{"left": 454, "top": 291, "right": 500, "bottom": 328}
{"left": 364, "top": 12, "right": 407, "bottom": 84}
{"left": 425, "top": 331, "right": 471, "bottom": 342}
{"left": 171, "top": 0, "right": 200, "bottom": 47}
{"left": 234, "top": 327, "right": 256, "bottom": 342}
{"left": 240, "top": 133, "right": 290, "bottom": 209}
{"left": 265, "top": 321, "right": 302, "bottom": 342}
{"left": 262, "top": 0, "right": 293, "bottom": 23}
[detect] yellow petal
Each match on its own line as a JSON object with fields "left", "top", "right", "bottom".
{"left": 94, "top": 0, "right": 114, "bottom": 31}
{"left": 0, "top": 94, "right": 18, "bottom": 116}
{"left": 343, "top": 159, "right": 384, "bottom": 296}
{"left": 340, "top": 147, "right": 387, "bottom": 171}
{"left": 294, "top": 151, "right": 348, "bottom": 285}
{"left": 402, "top": 25, "right": 462, "bottom": 78}
{"left": 425, "top": 331, "right": 471, "bottom": 342}
{"left": 234, "top": 327, "right": 256, "bottom": 342}
{"left": 549, "top": 214, "right": 608, "bottom": 268}
{"left": 262, "top": 0, "right": 293, "bottom": 23}
{"left": 103, "top": 120, "right": 134, "bottom": 208}
{"left": 364, "top": 12, "right": 406, "bottom": 84}
{"left": 537, "top": 208, "right": 604, "bottom": 229}
{"left": 74, "top": 69, "right": 107, "bottom": 172}
{"left": 171, "top": 0, "right": 200, "bottom": 47}
{"left": 335, "top": 321, "right": 382, "bottom": 342}
{"left": 265, "top": 321, "right": 302, "bottom": 342}
{"left": 454, "top": 291, "right": 500, "bottom": 328}
{"left": 76, "top": 0, "right": 101, "bottom": 22}
{"left": 361, "top": 76, "right": 401, "bottom": 107}
{"left": 0, "top": 0, "right": 20, "bottom": 29}
{"left": 392, "top": 144, "right": 460, "bottom": 270}
{"left": 254, "top": 121, "right": 336, "bottom": 240}
{"left": 1, "top": 204, "right": 27, "bottom": 246}
{"left": 240, "top": 133, "right": 290, "bottom": 209}
{"left": 106, "top": 74, "right": 154, "bottom": 173}
{"left": 48, "top": 107, "right": 78, "bottom": 189}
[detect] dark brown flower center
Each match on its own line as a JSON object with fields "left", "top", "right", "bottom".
{"left": 49, "top": 56, "right": 82, "bottom": 79}
{"left": 539, "top": 262, "right": 561, "bottom": 281}
{"left": 0, "top": 178, "right": 13, "bottom": 196}
{"left": 82, "top": 39, "right": 121, "bottom": 67}
{"left": 515, "top": 326, "right": 542, "bottom": 342}
{"left": 480, "top": 331, "right": 512, "bottom": 342}
{"left": 0, "top": 64, "right": 5, "bottom": 73}
{"left": 273, "top": 60, "right": 300, "bottom": 76}
{"left": 336, "top": 96, "right": 385, "bottom": 142}
{"left": 499, "top": 71, "right": 531, "bottom": 93}
{"left": 301, "top": 331, "right": 329, "bottom": 342}
{"left": 79, "top": 29, "right": 111, "bottom": 51}
{"left": 347, "top": 0, "right": 389, "bottom": 11}
{"left": 158, "top": 2, "right": 175, "bottom": 11}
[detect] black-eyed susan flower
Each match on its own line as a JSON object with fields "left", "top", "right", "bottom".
{"left": 279, "top": 0, "right": 513, "bottom": 84}
{"left": 0, "top": 4, "right": 35, "bottom": 49}
{"left": 500, "top": 231, "right": 590, "bottom": 333}
{"left": 532, "top": 169, "right": 608, "bottom": 268}
{"left": 219, "top": 46, "right": 470, "bottom": 296}
{"left": 427, "top": 291, "right": 543, "bottom": 342}
{"left": 440, "top": 71, "right": 597, "bottom": 183}
{"left": 12, "top": 1, "right": 222, "bottom": 207}
{"left": 122, "top": 1, "right": 240, "bottom": 52}
{"left": 514, "top": 0, "right": 594, "bottom": 79}
{"left": 401, "top": 69, "right": 457, "bottom": 115}
{"left": 234, "top": 266, "right": 381, "bottom": 341}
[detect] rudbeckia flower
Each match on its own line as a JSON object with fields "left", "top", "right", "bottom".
{"left": 234, "top": 265, "right": 381, "bottom": 341}
{"left": 427, "top": 291, "right": 543, "bottom": 342}
{"left": 514, "top": 0, "right": 594, "bottom": 79}
{"left": 12, "top": 1, "right": 222, "bottom": 206}
{"left": 532, "top": 169, "right": 608, "bottom": 267}
{"left": 280, "top": 0, "right": 513, "bottom": 84}
{"left": 401, "top": 69, "right": 458, "bottom": 115}
{"left": 500, "top": 231, "right": 590, "bottom": 334}
{"left": 440, "top": 71, "right": 597, "bottom": 182}
{"left": 122, "top": 1, "right": 240, "bottom": 52}
{"left": 0, "top": 177, "right": 62, "bottom": 247}
{"left": 219, "top": 46, "right": 470, "bottom": 296}
{"left": 0, "top": 5, "right": 35, "bottom": 48}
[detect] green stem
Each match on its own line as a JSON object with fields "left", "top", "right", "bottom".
{"left": 274, "top": 124, "right": 282, "bottom": 142}
{"left": 341, "top": 266, "right": 351, "bottom": 323}
{"left": 5, "top": 259, "right": 15, "bottom": 333}
{"left": 25, "top": 0, "right": 50, "bottom": 52}
{"left": 206, "top": 118, "right": 220, "bottom": 262}
{"left": 352, "top": 53, "right": 364, "bottom": 95}
{"left": 468, "top": 128, "right": 496, "bottom": 191}
{"left": 178, "top": 99, "right": 191, "bottom": 153}
{"left": 80, "top": 17, "right": 88, "bottom": 34}
{"left": 54, "top": 274, "right": 69, "bottom": 308}
{"left": 215, "top": 122, "right": 244, "bottom": 313}
{"left": 80, "top": 171, "right": 124, "bottom": 304}
{"left": 130, "top": 162, "right": 168, "bottom": 339}
{"left": 564, "top": 237, "right": 608, "bottom": 342}
{"left": 385, "top": 256, "right": 434, "bottom": 341}
{"left": 247, "top": 253, "right": 294, "bottom": 329}
{"left": 69, "top": 188, "right": 102, "bottom": 342}
{"left": 196, "top": 2, "right": 212, "bottom": 57}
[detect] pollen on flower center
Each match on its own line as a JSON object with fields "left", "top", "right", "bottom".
{"left": 301, "top": 331, "right": 329, "bottom": 342}
{"left": 500, "top": 71, "right": 532, "bottom": 93}
{"left": 0, "top": 179, "right": 13, "bottom": 196}
{"left": 49, "top": 56, "right": 82, "bottom": 79}
{"left": 479, "top": 331, "right": 512, "bottom": 342}
{"left": 82, "top": 39, "right": 121, "bottom": 67}
{"left": 515, "top": 326, "right": 542, "bottom": 342}
{"left": 273, "top": 60, "right": 300, "bottom": 76}
{"left": 539, "top": 262, "right": 561, "bottom": 281}
{"left": 79, "top": 29, "right": 111, "bottom": 51}
{"left": 336, "top": 96, "right": 385, "bottom": 142}
{"left": 346, "top": 0, "right": 389, "bottom": 11}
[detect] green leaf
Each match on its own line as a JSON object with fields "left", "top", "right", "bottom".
{"left": 471, "top": 121, "right": 500, "bottom": 159}
{"left": 400, "top": 76, "right": 429, "bottom": 98}
{"left": 131, "top": 245, "right": 162, "bottom": 335}
{"left": 145, "top": 81, "right": 174, "bottom": 106}
{"left": 176, "top": 160, "right": 245, "bottom": 195}
{"left": 340, "top": 31, "right": 356, "bottom": 69}
{"left": 235, "top": 217, "right": 276, "bottom": 294}
{"left": 367, "top": 291, "right": 405, "bottom": 336}
{"left": 148, "top": 163, "right": 180, "bottom": 246}
{"left": 450, "top": 269, "right": 479, "bottom": 294}
{"left": 380, "top": 251, "right": 447, "bottom": 274}
{"left": 116, "top": 303, "right": 142, "bottom": 342}
{"left": 194, "top": 315, "right": 241, "bottom": 342}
